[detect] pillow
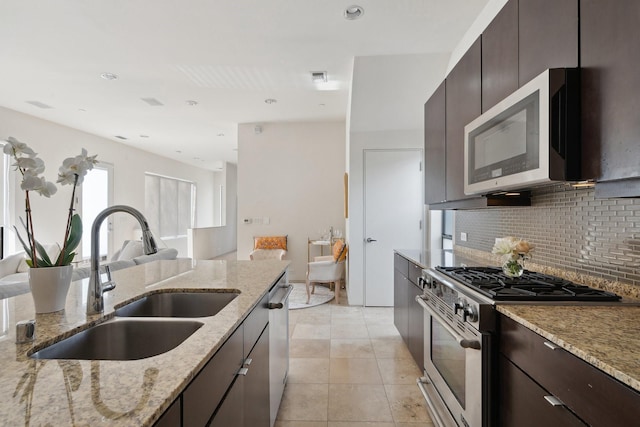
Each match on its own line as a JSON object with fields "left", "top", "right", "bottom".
{"left": 254, "top": 235, "right": 287, "bottom": 250}
{"left": 117, "top": 240, "right": 144, "bottom": 261}
{"left": 332, "top": 239, "right": 348, "bottom": 263}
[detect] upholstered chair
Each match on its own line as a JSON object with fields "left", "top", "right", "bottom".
{"left": 249, "top": 235, "right": 287, "bottom": 260}
{"left": 306, "top": 239, "right": 348, "bottom": 304}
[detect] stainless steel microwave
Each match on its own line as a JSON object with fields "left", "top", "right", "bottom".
{"left": 464, "top": 68, "right": 580, "bottom": 195}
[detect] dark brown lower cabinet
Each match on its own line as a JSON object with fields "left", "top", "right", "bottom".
{"left": 211, "top": 325, "right": 270, "bottom": 427}
{"left": 499, "top": 355, "right": 586, "bottom": 427}
{"left": 498, "top": 314, "right": 640, "bottom": 427}
{"left": 393, "top": 253, "right": 424, "bottom": 370}
{"left": 156, "top": 290, "right": 273, "bottom": 427}
{"left": 153, "top": 397, "right": 181, "bottom": 427}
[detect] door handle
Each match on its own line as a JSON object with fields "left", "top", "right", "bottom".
{"left": 366, "top": 238, "right": 377, "bottom": 243}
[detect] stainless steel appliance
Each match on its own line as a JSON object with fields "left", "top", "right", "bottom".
{"left": 268, "top": 272, "right": 293, "bottom": 427}
{"left": 464, "top": 68, "right": 580, "bottom": 196}
{"left": 416, "top": 266, "right": 620, "bottom": 427}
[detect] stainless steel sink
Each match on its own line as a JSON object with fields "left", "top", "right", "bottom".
{"left": 30, "top": 318, "right": 203, "bottom": 360}
{"left": 114, "top": 291, "right": 239, "bottom": 318}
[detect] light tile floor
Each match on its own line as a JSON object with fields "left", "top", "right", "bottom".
{"left": 276, "top": 292, "right": 434, "bottom": 427}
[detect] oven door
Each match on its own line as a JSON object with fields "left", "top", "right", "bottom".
{"left": 417, "top": 297, "right": 482, "bottom": 427}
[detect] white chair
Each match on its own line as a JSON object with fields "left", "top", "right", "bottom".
{"left": 306, "top": 240, "right": 347, "bottom": 304}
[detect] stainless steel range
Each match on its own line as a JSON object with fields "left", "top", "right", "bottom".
{"left": 416, "top": 266, "right": 620, "bottom": 427}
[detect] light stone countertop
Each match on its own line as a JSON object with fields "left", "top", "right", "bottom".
{"left": 0, "top": 258, "right": 289, "bottom": 427}
{"left": 497, "top": 304, "right": 640, "bottom": 393}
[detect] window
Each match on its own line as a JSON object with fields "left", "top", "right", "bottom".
{"left": 442, "top": 210, "right": 453, "bottom": 250}
{"left": 145, "top": 174, "right": 195, "bottom": 239}
{"left": 80, "top": 164, "right": 113, "bottom": 259}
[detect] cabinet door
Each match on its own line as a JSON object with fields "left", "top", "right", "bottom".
{"left": 499, "top": 355, "right": 586, "bottom": 427}
{"left": 393, "top": 270, "right": 408, "bottom": 341}
{"left": 518, "top": 0, "right": 578, "bottom": 86}
{"left": 183, "top": 325, "right": 244, "bottom": 427}
{"left": 153, "top": 397, "right": 181, "bottom": 427}
{"left": 407, "top": 282, "right": 424, "bottom": 370}
{"left": 581, "top": 0, "right": 640, "bottom": 192}
{"left": 481, "top": 0, "right": 518, "bottom": 112}
{"left": 424, "top": 81, "right": 446, "bottom": 204}
{"left": 209, "top": 376, "right": 244, "bottom": 427}
{"left": 243, "top": 325, "right": 270, "bottom": 427}
{"left": 445, "top": 37, "right": 481, "bottom": 202}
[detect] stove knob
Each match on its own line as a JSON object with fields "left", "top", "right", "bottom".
{"left": 453, "top": 300, "right": 465, "bottom": 315}
{"left": 463, "top": 305, "right": 478, "bottom": 323}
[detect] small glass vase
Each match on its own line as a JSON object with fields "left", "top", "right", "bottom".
{"left": 502, "top": 259, "right": 523, "bottom": 278}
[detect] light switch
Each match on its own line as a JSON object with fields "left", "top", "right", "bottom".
{"left": 460, "top": 232, "right": 468, "bottom": 242}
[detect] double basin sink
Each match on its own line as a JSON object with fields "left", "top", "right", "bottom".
{"left": 30, "top": 291, "right": 239, "bottom": 361}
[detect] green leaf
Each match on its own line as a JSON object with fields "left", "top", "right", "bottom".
{"left": 65, "top": 214, "right": 82, "bottom": 253}
{"left": 34, "top": 240, "right": 53, "bottom": 266}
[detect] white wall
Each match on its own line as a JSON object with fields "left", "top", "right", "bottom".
{"left": 346, "top": 54, "right": 449, "bottom": 305}
{"left": 446, "top": 0, "right": 508, "bottom": 73}
{"left": 0, "top": 106, "right": 215, "bottom": 258}
{"left": 237, "top": 121, "right": 346, "bottom": 281}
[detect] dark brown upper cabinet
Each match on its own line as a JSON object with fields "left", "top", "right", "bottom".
{"left": 518, "top": 0, "right": 579, "bottom": 86}
{"left": 424, "top": 82, "right": 446, "bottom": 205}
{"left": 481, "top": 0, "right": 518, "bottom": 112}
{"left": 445, "top": 38, "right": 482, "bottom": 202}
{"left": 581, "top": 0, "right": 640, "bottom": 197}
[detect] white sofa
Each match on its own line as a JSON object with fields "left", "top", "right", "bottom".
{"left": 0, "top": 241, "right": 179, "bottom": 300}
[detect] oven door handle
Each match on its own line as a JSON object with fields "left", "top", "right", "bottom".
{"left": 416, "top": 296, "right": 481, "bottom": 350}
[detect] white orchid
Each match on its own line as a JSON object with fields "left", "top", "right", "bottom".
{"left": 57, "top": 148, "right": 98, "bottom": 186}
{"left": 3, "top": 136, "right": 36, "bottom": 157}
{"left": 21, "top": 173, "right": 58, "bottom": 197}
{"left": 2, "top": 136, "right": 97, "bottom": 268}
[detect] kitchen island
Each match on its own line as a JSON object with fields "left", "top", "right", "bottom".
{"left": 0, "top": 258, "right": 289, "bottom": 426}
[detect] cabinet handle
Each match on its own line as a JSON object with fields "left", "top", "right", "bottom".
{"left": 237, "top": 367, "right": 249, "bottom": 376}
{"left": 543, "top": 341, "right": 559, "bottom": 350}
{"left": 544, "top": 395, "right": 565, "bottom": 407}
{"left": 243, "top": 358, "right": 252, "bottom": 366}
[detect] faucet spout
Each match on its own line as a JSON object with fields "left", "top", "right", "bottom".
{"left": 86, "top": 205, "right": 158, "bottom": 315}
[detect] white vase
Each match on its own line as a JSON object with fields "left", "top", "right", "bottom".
{"left": 28, "top": 265, "right": 73, "bottom": 313}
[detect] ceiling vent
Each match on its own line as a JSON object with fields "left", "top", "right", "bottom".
{"left": 114, "top": 135, "right": 128, "bottom": 140}
{"left": 311, "top": 71, "right": 327, "bottom": 83}
{"left": 141, "top": 97, "right": 164, "bottom": 106}
{"left": 26, "top": 100, "right": 53, "bottom": 109}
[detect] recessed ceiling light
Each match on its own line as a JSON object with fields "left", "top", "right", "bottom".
{"left": 140, "top": 134, "right": 149, "bottom": 138}
{"left": 100, "top": 72, "right": 118, "bottom": 80}
{"left": 344, "top": 5, "right": 364, "bottom": 20}
{"left": 217, "top": 133, "right": 225, "bottom": 137}
{"left": 185, "top": 100, "right": 198, "bottom": 106}
{"left": 114, "top": 135, "right": 127, "bottom": 140}
{"left": 264, "top": 98, "right": 277, "bottom": 104}
{"left": 175, "top": 150, "right": 182, "bottom": 153}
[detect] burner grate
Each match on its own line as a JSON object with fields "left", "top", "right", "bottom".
{"left": 435, "top": 266, "right": 620, "bottom": 301}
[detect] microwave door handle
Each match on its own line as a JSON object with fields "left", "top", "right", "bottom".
{"left": 416, "top": 296, "right": 481, "bottom": 350}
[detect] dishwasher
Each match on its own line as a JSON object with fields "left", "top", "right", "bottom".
{"left": 267, "top": 271, "right": 293, "bottom": 427}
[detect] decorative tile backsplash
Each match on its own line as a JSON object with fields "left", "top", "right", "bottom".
{"left": 455, "top": 183, "right": 640, "bottom": 288}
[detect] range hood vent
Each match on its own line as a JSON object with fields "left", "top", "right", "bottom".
{"left": 427, "top": 192, "right": 531, "bottom": 210}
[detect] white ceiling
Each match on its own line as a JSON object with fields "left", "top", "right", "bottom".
{"left": 0, "top": 0, "right": 489, "bottom": 170}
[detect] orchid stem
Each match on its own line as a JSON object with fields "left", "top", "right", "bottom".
{"left": 25, "top": 192, "right": 38, "bottom": 268}
{"left": 58, "top": 174, "right": 79, "bottom": 266}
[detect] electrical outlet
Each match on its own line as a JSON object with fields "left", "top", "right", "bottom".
{"left": 460, "top": 232, "right": 468, "bottom": 242}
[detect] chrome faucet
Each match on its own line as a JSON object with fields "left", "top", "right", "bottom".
{"left": 86, "top": 205, "right": 158, "bottom": 315}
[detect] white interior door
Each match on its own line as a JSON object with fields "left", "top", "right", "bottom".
{"left": 364, "top": 149, "right": 423, "bottom": 306}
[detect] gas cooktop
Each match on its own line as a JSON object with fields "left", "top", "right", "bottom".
{"left": 435, "top": 266, "right": 621, "bottom": 302}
